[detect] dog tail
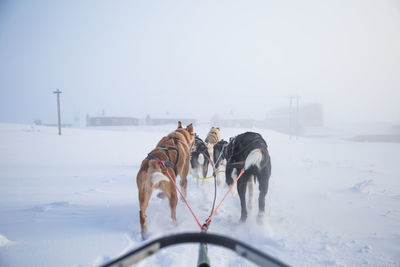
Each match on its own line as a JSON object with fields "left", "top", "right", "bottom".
{"left": 151, "top": 172, "right": 169, "bottom": 185}
{"left": 197, "top": 153, "right": 204, "bottom": 165}
{"left": 244, "top": 149, "right": 263, "bottom": 170}
{"left": 148, "top": 160, "right": 170, "bottom": 187}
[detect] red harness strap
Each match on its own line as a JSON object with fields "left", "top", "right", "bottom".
{"left": 163, "top": 168, "right": 203, "bottom": 229}
{"left": 204, "top": 169, "right": 245, "bottom": 228}
{"left": 151, "top": 155, "right": 246, "bottom": 231}
{"left": 152, "top": 157, "right": 203, "bottom": 230}
{"left": 153, "top": 156, "right": 167, "bottom": 169}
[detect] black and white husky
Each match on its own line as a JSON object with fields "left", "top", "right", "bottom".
{"left": 190, "top": 135, "right": 211, "bottom": 182}
{"left": 224, "top": 132, "right": 271, "bottom": 224}
{"left": 213, "top": 140, "right": 228, "bottom": 185}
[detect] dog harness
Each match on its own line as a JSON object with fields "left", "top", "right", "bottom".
{"left": 193, "top": 135, "right": 210, "bottom": 160}
{"left": 226, "top": 135, "right": 269, "bottom": 168}
{"left": 146, "top": 136, "right": 180, "bottom": 175}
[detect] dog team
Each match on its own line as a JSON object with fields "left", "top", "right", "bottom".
{"left": 136, "top": 122, "right": 271, "bottom": 239}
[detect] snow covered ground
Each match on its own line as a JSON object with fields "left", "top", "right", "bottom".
{"left": 0, "top": 123, "right": 399, "bottom": 267}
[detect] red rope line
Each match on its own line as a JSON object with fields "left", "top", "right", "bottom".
{"left": 204, "top": 169, "right": 245, "bottom": 228}
{"left": 153, "top": 156, "right": 245, "bottom": 231}
{"left": 164, "top": 168, "right": 203, "bottom": 229}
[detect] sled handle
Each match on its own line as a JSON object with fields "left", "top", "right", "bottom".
{"left": 99, "top": 232, "right": 290, "bottom": 267}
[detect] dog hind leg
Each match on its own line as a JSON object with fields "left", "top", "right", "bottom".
{"left": 257, "top": 167, "right": 270, "bottom": 225}
{"left": 237, "top": 177, "right": 248, "bottom": 223}
{"left": 247, "top": 175, "right": 254, "bottom": 211}
{"left": 138, "top": 188, "right": 152, "bottom": 239}
{"left": 229, "top": 167, "right": 239, "bottom": 197}
{"left": 180, "top": 161, "right": 189, "bottom": 198}
{"left": 168, "top": 182, "right": 178, "bottom": 225}
{"left": 137, "top": 170, "right": 153, "bottom": 239}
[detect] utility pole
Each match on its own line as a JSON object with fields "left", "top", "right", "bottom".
{"left": 53, "top": 89, "right": 62, "bottom": 135}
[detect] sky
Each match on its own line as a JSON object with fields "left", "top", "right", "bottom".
{"left": 0, "top": 0, "right": 399, "bottom": 125}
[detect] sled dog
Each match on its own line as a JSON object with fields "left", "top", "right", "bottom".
{"left": 205, "top": 127, "right": 221, "bottom": 155}
{"left": 136, "top": 121, "right": 195, "bottom": 239}
{"left": 224, "top": 132, "right": 271, "bottom": 224}
{"left": 190, "top": 134, "right": 211, "bottom": 181}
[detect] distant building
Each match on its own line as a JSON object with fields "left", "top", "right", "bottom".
{"left": 86, "top": 115, "right": 139, "bottom": 126}
{"left": 34, "top": 119, "right": 72, "bottom": 127}
{"left": 145, "top": 115, "right": 196, "bottom": 126}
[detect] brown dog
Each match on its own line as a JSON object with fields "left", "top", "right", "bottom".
{"left": 205, "top": 127, "right": 221, "bottom": 145}
{"left": 205, "top": 127, "right": 221, "bottom": 156}
{"left": 136, "top": 121, "right": 195, "bottom": 239}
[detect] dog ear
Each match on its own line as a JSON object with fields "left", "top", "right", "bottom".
{"left": 177, "top": 121, "right": 183, "bottom": 129}
{"left": 186, "top": 123, "right": 194, "bottom": 134}
{"left": 216, "top": 127, "right": 220, "bottom": 131}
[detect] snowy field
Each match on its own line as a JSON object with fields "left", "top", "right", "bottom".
{"left": 0, "top": 123, "right": 399, "bottom": 267}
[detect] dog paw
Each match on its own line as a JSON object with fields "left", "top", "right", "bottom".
{"left": 239, "top": 217, "right": 247, "bottom": 224}
{"left": 226, "top": 178, "right": 234, "bottom": 186}
{"left": 231, "top": 187, "right": 238, "bottom": 197}
{"left": 170, "top": 219, "right": 178, "bottom": 227}
{"left": 141, "top": 230, "right": 150, "bottom": 241}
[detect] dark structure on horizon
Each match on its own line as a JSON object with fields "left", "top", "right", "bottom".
{"left": 86, "top": 115, "right": 139, "bottom": 126}
{"left": 145, "top": 115, "right": 196, "bottom": 126}
{"left": 211, "top": 103, "right": 324, "bottom": 136}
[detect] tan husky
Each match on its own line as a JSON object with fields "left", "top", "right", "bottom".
{"left": 136, "top": 122, "right": 195, "bottom": 239}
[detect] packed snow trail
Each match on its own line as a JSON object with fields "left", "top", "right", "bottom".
{"left": 0, "top": 123, "right": 399, "bottom": 266}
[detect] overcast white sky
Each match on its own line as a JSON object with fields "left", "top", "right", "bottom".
{"left": 0, "top": 0, "right": 399, "bottom": 125}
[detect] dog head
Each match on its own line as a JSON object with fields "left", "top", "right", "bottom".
{"left": 210, "top": 127, "right": 220, "bottom": 133}
{"left": 186, "top": 123, "right": 195, "bottom": 150}
{"left": 176, "top": 121, "right": 195, "bottom": 150}
{"left": 205, "top": 127, "right": 221, "bottom": 145}
{"left": 210, "top": 127, "right": 220, "bottom": 137}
